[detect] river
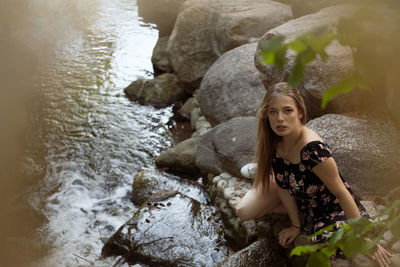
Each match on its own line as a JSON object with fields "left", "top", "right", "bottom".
{"left": 20, "top": 0, "right": 174, "bottom": 266}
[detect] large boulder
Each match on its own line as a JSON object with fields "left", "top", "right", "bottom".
{"left": 131, "top": 170, "right": 209, "bottom": 206}
{"left": 155, "top": 137, "right": 200, "bottom": 174}
{"left": 137, "top": 0, "right": 188, "bottom": 36}
{"left": 255, "top": 5, "right": 379, "bottom": 120}
{"left": 102, "top": 193, "right": 229, "bottom": 266}
{"left": 307, "top": 114, "right": 400, "bottom": 196}
{"left": 168, "top": 0, "right": 292, "bottom": 88}
{"left": 124, "top": 73, "right": 187, "bottom": 107}
{"left": 196, "top": 117, "right": 256, "bottom": 177}
{"left": 152, "top": 36, "right": 172, "bottom": 74}
{"left": 218, "top": 238, "right": 287, "bottom": 267}
{"left": 198, "top": 42, "right": 265, "bottom": 126}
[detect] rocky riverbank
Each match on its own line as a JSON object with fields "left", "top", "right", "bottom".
{"left": 102, "top": 1, "right": 400, "bottom": 266}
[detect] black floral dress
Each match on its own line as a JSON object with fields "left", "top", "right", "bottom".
{"left": 273, "top": 141, "right": 368, "bottom": 243}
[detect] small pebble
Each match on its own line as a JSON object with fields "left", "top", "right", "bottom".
{"left": 145, "top": 218, "right": 150, "bottom": 223}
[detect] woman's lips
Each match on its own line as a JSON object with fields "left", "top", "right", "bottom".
{"left": 277, "top": 125, "right": 286, "bottom": 131}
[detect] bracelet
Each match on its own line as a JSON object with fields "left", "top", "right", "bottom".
{"left": 291, "top": 225, "right": 302, "bottom": 229}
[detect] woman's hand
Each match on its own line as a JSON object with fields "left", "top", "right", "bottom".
{"left": 371, "top": 243, "right": 392, "bottom": 267}
{"left": 278, "top": 226, "right": 300, "bottom": 248}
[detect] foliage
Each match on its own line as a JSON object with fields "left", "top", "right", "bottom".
{"left": 289, "top": 200, "right": 400, "bottom": 267}
{"left": 258, "top": 4, "right": 400, "bottom": 108}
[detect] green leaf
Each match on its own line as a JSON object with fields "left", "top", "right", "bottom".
{"left": 288, "top": 49, "right": 316, "bottom": 87}
{"left": 311, "top": 224, "right": 335, "bottom": 238}
{"left": 259, "top": 51, "right": 275, "bottom": 65}
{"left": 321, "top": 247, "right": 337, "bottom": 258}
{"left": 360, "top": 239, "right": 377, "bottom": 255}
{"left": 306, "top": 251, "right": 331, "bottom": 267}
{"left": 347, "top": 217, "right": 372, "bottom": 233}
{"left": 288, "top": 39, "right": 307, "bottom": 53}
{"left": 290, "top": 244, "right": 321, "bottom": 257}
{"left": 275, "top": 47, "right": 287, "bottom": 69}
{"left": 259, "top": 35, "right": 286, "bottom": 52}
{"left": 321, "top": 76, "right": 356, "bottom": 109}
{"left": 329, "top": 227, "right": 344, "bottom": 246}
{"left": 340, "top": 234, "right": 362, "bottom": 259}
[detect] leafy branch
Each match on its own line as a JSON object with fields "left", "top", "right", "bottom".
{"left": 290, "top": 200, "right": 400, "bottom": 267}
{"left": 258, "top": 6, "right": 400, "bottom": 109}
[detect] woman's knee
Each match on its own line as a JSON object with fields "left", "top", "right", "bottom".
{"left": 235, "top": 203, "right": 255, "bottom": 221}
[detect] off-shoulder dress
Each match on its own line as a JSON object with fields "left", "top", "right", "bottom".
{"left": 273, "top": 140, "right": 368, "bottom": 243}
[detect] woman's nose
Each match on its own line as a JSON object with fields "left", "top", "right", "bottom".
{"left": 277, "top": 112, "right": 284, "bottom": 122}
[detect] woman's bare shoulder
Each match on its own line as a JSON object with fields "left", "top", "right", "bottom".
{"left": 301, "top": 127, "right": 324, "bottom": 145}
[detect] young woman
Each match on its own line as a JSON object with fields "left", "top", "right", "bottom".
{"left": 235, "top": 82, "right": 391, "bottom": 267}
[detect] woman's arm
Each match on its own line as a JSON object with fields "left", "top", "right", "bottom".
{"left": 312, "top": 157, "right": 392, "bottom": 267}
{"left": 277, "top": 187, "right": 301, "bottom": 248}
{"left": 312, "top": 157, "right": 360, "bottom": 218}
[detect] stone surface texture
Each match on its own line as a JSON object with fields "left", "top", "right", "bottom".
{"left": 198, "top": 42, "right": 266, "bottom": 126}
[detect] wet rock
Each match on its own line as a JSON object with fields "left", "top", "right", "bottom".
{"left": 191, "top": 116, "right": 212, "bottom": 137}
{"left": 196, "top": 117, "right": 256, "bottom": 178}
{"left": 209, "top": 173, "right": 255, "bottom": 247}
{"left": 217, "top": 238, "right": 287, "bottom": 267}
{"left": 307, "top": 114, "right": 400, "bottom": 196}
{"left": 177, "top": 96, "right": 197, "bottom": 120}
{"left": 155, "top": 137, "right": 200, "bottom": 174}
{"left": 137, "top": 0, "right": 188, "bottom": 36}
{"left": 255, "top": 6, "right": 379, "bottom": 119}
{"left": 131, "top": 170, "right": 208, "bottom": 206}
{"left": 102, "top": 193, "right": 229, "bottom": 266}
{"left": 168, "top": 0, "right": 291, "bottom": 88}
{"left": 190, "top": 107, "right": 202, "bottom": 131}
{"left": 124, "top": 73, "right": 187, "bottom": 107}
{"left": 198, "top": 42, "right": 266, "bottom": 126}
{"left": 152, "top": 36, "right": 172, "bottom": 74}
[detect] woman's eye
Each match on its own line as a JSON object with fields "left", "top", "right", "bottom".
{"left": 269, "top": 110, "right": 276, "bottom": 115}
{"left": 284, "top": 109, "right": 293, "bottom": 114}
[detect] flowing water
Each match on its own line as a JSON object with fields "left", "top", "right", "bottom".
{"left": 23, "top": 0, "right": 175, "bottom": 266}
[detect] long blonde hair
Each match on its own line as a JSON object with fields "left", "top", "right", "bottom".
{"left": 253, "top": 82, "right": 307, "bottom": 193}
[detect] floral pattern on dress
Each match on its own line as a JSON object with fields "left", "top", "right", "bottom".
{"left": 273, "top": 141, "right": 368, "bottom": 243}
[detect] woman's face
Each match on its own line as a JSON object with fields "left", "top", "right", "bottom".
{"left": 267, "top": 94, "right": 303, "bottom": 137}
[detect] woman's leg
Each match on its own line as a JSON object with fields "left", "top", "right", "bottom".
{"left": 236, "top": 177, "right": 286, "bottom": 220}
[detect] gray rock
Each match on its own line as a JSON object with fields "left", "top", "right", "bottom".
{"left": 152, "top": 36, "right": 172, "bottom": 74}
{"left": 131, "top": 170, "right": 208, "bottom": 206}
{"left": 168, "top": 0, "right": 291, "bottom": 87}
{"left": 360, "top": 200, "right": 379, "bottom": 219}
{"left": 155, "top": 137, "right": 200, "bottom": 174}
{"left": 137, "top": 0, "right": 188, "bottom": 36}
{"left": 217, "top": 238, "right": 287, "bottom": 267}
{"left": 177, "top": 96, "right": 197, "bottom": 120}
{"left": 209, "top": 172, "right": 256, "bottom": 247}
{"left": 384, "top": 231, "right": 394, "bottom": 243}
{"left": 307, "top": 114, "right": 400, "bottom": 196}
{"left": 392, "top": 240, "right": 400, "bottom": 253}
{"left": 351, "top": 254, "right": 375, "bottom": 267}
{"left": 198, "top": 42, "right": 266, "bottom": 126}
{"left": 196, "top": 117, "right": 256, "bottom": 177}
{"left": 124, "top": 73, "right": 187, "bottom": 107}
{"left": 390, "top": 254, "right": 400, "bottom": 266}
{"left": 255, "top": 5, "right": 379, "bottom": 120}
{"left": 102, "top": 193, "right": 229, "bottom": 266}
